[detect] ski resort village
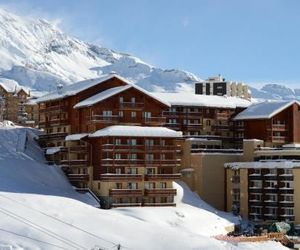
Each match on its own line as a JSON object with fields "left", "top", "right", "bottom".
{"left": 0, "top": 5, "right": 300, "bottom": 250}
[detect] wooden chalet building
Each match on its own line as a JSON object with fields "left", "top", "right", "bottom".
{"left": 153, "top": 92, "right": 251, "bottom": 148}
{"left": 37, "top": 74, "right": 182, "bottom": 208}
{"left": 234, "top": 100, "right": 300, "bottom": 147}
{"left": 0, "top": 82, "right": 30, "bottom": 123}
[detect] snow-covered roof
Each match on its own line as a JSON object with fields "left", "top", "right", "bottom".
{"left": 65, "top": 133, "right": 89, "bottom": 141}
{"left": 152, "top": 92, "right": 251, "bottom": 108}
{"left": 234, "top": 100, "right": 300, "bottom": 120}
{"left": 0, "top": 78, "right": 29, "bottom": 95}
{"left": 36, "top": 74, "right": 131, "bottom": 103}
{"left": 74, "top": 85, "right": 131, "bottom": 108}
{"left": 89, "top": 125, "right": 182, "bottom": 138}
{"left": 45, "top": 146, "right": 61, "bottom": 155}
{"left": 225, "top": 160, "right": 300, "bottom": 169}
{"left": 74, "top": 83, "right": 170, "bottom": 108}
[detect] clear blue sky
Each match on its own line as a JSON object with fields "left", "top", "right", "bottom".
{"left": 1, "top": 0, "right": 300, "bottom": 88}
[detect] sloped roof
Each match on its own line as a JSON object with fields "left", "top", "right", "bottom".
{"left": 74, "top": 84, "right": 170, "bottom": 108}
{"left": 233, "top": 100, "right": 300, "bottom": 120}
{"left": 89, "top": 125, "right": 182, "bottom": 138}
{"left": 65, "top": 133, "right": 89, "bottom": 141}
{"left": 152, "top": 92, "right": 251, "bottom": 109}
{"left": 36, "top": 74, "right": 130, "bottom": 103}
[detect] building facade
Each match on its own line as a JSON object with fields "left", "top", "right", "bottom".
{"left": 195, "top": 75, "right": 251, "bottom": 100}
{"left": 0, "top": 83, "right": 30, "bottom": 123}
{"left": 234, "top": 100, "right": 300, "bottom": 147}
{"left": 225, "top": 139, "right": 300, "bottom": 227}
{"left": 37, "top": 74, "right": 182, "bottom": 208}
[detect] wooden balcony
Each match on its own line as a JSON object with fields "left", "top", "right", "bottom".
{"left": 144, "top": 173, "right": 181, "bottom": 181}
{"left": 100, "top": 174, "right": 143, "bottom": 182}
{"left": 111, "top": 203, "right": 142, "bottom": 208}
{"left": 212, "top": 124, "right": 230, "bottom": 131}
{"left": 90, "top": 115, "right": 119, "bottom": 124}
{"left": 267, "top": 124, "right": 288, "bottom": 131}
{"left": 119, "top": 102, "right": 144, "bottom": 110}
{"left": 270, "top": 136, "right": 288, "bottom": 143}
{"left": 39, "top": 105, "right": 68, "bottom": 113}
{"left": 144, "top": 188, "right": 177, "bottom": 196}
{"left": 143, "top": 202, "right": 176, "bottom": 207}
{"left": 109, "top": 189, "right": 143, "bottom": 197}
{"left": 165, "top": 123, "right": 181, "bottom": 130}
{"left": 60, "top": 159, "right": 88, "bottom": 167}
{"left": 215, "top": 113, "right": 230, "bottom": 120}
{"left": 101, "top": 159, "right": 180, "bottom": 167}
{"left": 144, "top": 117, "right": 166, "bottom": 126}
{"left": 67, "top": 174, "right": 89, "bottom": 182}
{"left": 39, "top": 132, "right": 68, "bottom": 140}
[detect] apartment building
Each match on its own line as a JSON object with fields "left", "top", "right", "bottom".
{"left": 0, "top": 82, "right": 30, "bottom": 123}
{"left": 195, "top": 75, "right": 251, "bottom": 100}
{"left": 225, "top": 139, "right": 300, "bottom": 227}
{"left": 234, "top": 100, "right": 300, "bottom": 147}
{"left": 37, "top": 74, "right": 182, "bottom": 208}
{"left": 179, "top": 138, "right": 243, "bottom": 210}
{"left": 153, "top": 91, "right": 250, "bottom": 147}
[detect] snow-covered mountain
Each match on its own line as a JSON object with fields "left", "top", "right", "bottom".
{"left": 0, "top": 8, "right": 200, "bottom": 93}
{"left": 0, "top": 7, "right": 298, "bottom": 101}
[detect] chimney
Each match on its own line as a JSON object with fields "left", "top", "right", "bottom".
{"left": 57, "top": 83, "right": 64, "bottom": 95}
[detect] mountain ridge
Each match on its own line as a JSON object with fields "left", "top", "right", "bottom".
{"left": 0, "top": 7, "right": 299, "bottom": 101}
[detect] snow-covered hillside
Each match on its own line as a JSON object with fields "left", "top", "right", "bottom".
{"left": 0, "top": 126, "right": 288, "bottom": 249}
{"left": 0, "top": 8, "right": 200, "bottom": 93}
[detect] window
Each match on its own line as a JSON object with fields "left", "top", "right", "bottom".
{"left": 115, "top": 139, "right": 121, "bottom": 145}
{"left": 161, "top": 154, "right": 165, "bottom": 160}
{"left": 119, "top": 97, "right": 124, "bottom": 103}
{"left": 127, "top": 139, "right": 137, "bottom": 146}
{"left": 129, "top": 153, "right": 137, "bottom": 160}
{"left": 128, "top": 183, "right": 137, "bottom": 190}
{"left": 103, "top": 110, "right": 112, "bottom": 117}
{"left": 146, "top": 154, "right": 154, "bottom": 162}
{"left": 119, "top": 111, "right": 123, "bottom": 117}
{"left": 146, "top": 168, "right": 155, "bottom": 174}
{"left": 115, "top": 168, "right": 121, "bottom": 174}
{"left": 143, "top": 112, "right": 151, "bottom": 118}
{"left": 145, "top": 182, "right": 155, "bottom": 189}
{"left": 116, "top": 183, "right": 122, "bottom": 189}
{"left": 145, "top": 139, "right": 154, "bottom": 147}
{"left": 126, "top": 168, "right": 137, "bottom": 174}
{"left": 115, "top": 154, "right": 121, "bottom": 159}
{"left": 131, "top": 111, "right": 136, "bottom": 118}
{"left": 250, "top": 180, "right": 262, "bottom": 188}
{"left": 131, "top": 97, "right": 135, "bottom": 103}
{"left": 206, "top": 120, "right": 211, "bottom": 126}
{"left": 159, "top": 182, "right": 167, "bottom": 188}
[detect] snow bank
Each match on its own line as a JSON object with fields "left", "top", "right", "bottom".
{"left": 0, "top": 127, "right": 288, "bottom": 250}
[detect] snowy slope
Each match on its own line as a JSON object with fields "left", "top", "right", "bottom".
{"left": 0, "top": 8, "right": 200, "bottom": 93}
{"left": 0, "top": 126, "right": 288, "bottom": 249}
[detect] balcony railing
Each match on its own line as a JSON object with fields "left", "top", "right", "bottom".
{"left": 100, "top": 174, "right": 143, "bottom": 181}
{"left": 269, "top": 136, "right": 288, "bottom": 143}
{"left": 143, "top": 202, "right": 176, "bottom": 207}
{"left": 39, "top": 132, "right": 68, "bottom": 140}
{"left": 144, "top": 188, "right": 177, "bottom": 196}
{"left": 215, "top": 113, "right": 230, "bottom": 120}
{"left": 144, "top": 117, "right": 166, "bottom": 125}
{"left": 109, "top": 189, "right": 143, "bottom": 196}
{"left": 39, "top": 105, "right": 68, "bottom": 113}
{"left": 267, "top": 124, "right": 287, "bottom": 131}
{"left": 60, "top": 159, "right": 88, "bottom": 167}
{"left": 90, "top": 115, "right": 120, "bottom": 124}
{"left": 101, "top": 144, "right": 180, "bottom": 153}
{"left": 144, "top": 173, "right": 181, "bottom": 181}
{"left": 101, "top": 159, "right": 180, "bottom": 167}
{"left": 67, "top": 174, "right": 89, "bottom": 182}
{"left": 68, "top": 146, "right": 88, "bottom": 152}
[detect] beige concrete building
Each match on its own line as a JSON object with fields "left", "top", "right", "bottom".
{"left": 225, "top": 140, "right": 300, "bottom": 228}
{"left": 178, "top": 138, "right": 243, "bottom": 210}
